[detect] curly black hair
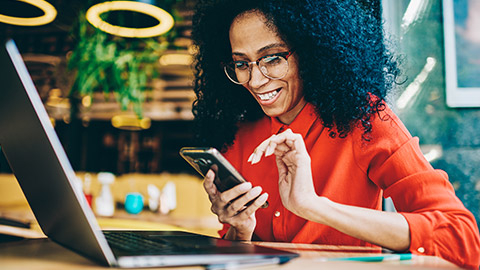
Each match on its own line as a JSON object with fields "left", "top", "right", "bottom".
{"left": 191, "top": 0, "right": 400, "bottom": 151}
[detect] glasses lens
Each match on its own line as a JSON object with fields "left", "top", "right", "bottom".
{"left": 259, "top": 55, "right": 288, "bottom": 79}
{"left": 224, "top": 62, "right": 249, "bottom": 84}
{"left": 223, "top": 54, "right": 290, "bottom": 84}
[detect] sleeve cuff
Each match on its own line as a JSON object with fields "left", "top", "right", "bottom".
{"left": 400, "top": 212, "right": 433, "bottom": 256}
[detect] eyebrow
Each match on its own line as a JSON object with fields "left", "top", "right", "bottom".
{"left": 232, "top": 42, "right": 288, "bottom": 57}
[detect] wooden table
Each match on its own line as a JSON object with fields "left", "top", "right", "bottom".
{"left": 0, "top": 175, "right": 462, "bottom": 269}
{"left": 0, "top": 237, "right": 460, "bottom": 270}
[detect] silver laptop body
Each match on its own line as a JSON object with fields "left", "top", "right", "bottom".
{"left": 0, "top": 39, "right": 298, "bottom": 268}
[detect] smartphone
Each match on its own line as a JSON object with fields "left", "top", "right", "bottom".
{"left": 179, "top": 147, "right": 268, "bottom": 208}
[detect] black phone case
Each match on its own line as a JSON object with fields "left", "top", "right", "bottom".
{"left": 179, "top": 147, "right": 246, "bottom": 192}
{"left": 180, "top": 147, "right": 269, "bottom": 208}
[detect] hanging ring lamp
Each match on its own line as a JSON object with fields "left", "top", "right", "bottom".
{"left": 86, "top": 1, "right": 174, "bottom": 38}
{"left": 0, "top": 0, "right": 57, "bottom": 26}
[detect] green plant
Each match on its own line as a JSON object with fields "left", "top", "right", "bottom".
{"left": 67, "top": 9, "right": 175, "bottom": 116}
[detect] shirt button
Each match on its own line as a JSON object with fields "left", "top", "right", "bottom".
{"left": 274, "top": 211, "right": 281, "bottom": 217}
{"left": 417, "top": 247, "right": 425, "bottom": 253}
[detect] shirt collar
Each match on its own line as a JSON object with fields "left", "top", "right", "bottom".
{"left": 270, "top": 103, "right": 319, "bottom": 137}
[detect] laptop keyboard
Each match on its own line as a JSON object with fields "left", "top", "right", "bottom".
{"left": 104, "top": 232, "right": 181, "bottom": 253}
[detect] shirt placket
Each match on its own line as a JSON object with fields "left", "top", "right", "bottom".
{"left": 272, "top": 205, "right": 287, "bottom": 241}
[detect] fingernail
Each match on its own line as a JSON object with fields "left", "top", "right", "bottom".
{"left": 265, "top": 145, "right": 274, "bottom": 156}
{"left": 252, "top": 153, "right": 261, "bottom": 164}
{"left": 239, "top": 182, "right": 252, "bottom": 192}
{"left": 250, "top": 186, "right": 262, "bottom": 196}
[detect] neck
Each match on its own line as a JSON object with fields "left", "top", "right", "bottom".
{"left": 277, "top": 99, "right": 307, "bottom": 125}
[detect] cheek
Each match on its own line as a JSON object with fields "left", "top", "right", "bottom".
{"left": 286, "top": 73, "right": 303, "bottom": 98}
{"left": 286, "top": 61, "right": 302, "bottom": 94}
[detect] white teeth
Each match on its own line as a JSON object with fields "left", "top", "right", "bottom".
{"left": 258, "top": 90, "right": 279, "bottom": 101}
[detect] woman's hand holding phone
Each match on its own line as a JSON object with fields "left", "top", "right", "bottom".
{"left": 179, "top": 147, "right": 269, "bottom": 240}
{"left": 203, "top": 169, "right": 269, "bottom": 241}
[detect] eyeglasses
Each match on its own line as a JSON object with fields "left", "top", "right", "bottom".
{"left": 223, "top": 50, "right": 294, "bottom": 85}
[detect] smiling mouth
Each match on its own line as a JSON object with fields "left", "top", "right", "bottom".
{"left": 257, "top": 89, "right": 280, "bottom": 101}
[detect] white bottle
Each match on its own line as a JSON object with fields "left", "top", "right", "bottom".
{"left": 147, "top": 184, "right": 160, "bottom": 212}
{"left": 95, "top": 172, "right": 115, "bottom": 217}
{"left": 159, "top": 181, "right": 177, "bottom": 214}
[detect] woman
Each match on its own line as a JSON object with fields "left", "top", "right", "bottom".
{"left": 191, "top": 0, "right": 480, "bottom": 268}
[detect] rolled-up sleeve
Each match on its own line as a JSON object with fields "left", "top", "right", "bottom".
{"left": 386, "top": 167, "right": 480, "bottom": 269}
{"left": 356, "top": 112, "right": 480, "bottom": 269}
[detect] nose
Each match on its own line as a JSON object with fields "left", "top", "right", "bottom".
{"left": 248, "top": 64, "right": 269, "bottom": 89}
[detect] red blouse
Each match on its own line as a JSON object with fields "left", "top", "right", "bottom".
{"left": 220, "top": 103, "right": 480, "bottom": 269}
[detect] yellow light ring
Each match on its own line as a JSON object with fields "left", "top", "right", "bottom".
{"left": 86, "top": 1, "right": 174, "bottom": 38}
{"left": 0, "top": 0, "right": 57, "bottom": 26}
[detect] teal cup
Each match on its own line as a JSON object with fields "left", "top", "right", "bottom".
{"left": 125, "top": 192, "right": 144, "bottom": 214}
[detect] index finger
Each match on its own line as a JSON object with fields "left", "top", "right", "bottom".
{"left": 248, "top": 134, "right": 277, "bottom": 164}
{"left": 272, "top": 129, "right": 308, "bottom": 155}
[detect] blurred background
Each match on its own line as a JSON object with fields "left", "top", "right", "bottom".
{"left": 1, "top": 0, "right": 198, "bottom": 175}
{"left": 0, "top": 0, "right": 479, "bottom": 225}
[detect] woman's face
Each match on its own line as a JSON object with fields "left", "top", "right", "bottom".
{"left": 229, "top": 11, "right": 306, "bottom": 124}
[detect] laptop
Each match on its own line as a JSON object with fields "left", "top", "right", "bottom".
{"left": 0, "top": 39, "right": 298, "bottom": 268}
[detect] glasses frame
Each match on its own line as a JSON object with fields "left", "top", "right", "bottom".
{"left": 223, "top": 50, "right": 295, "bottom": 85}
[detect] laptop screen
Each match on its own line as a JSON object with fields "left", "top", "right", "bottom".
{"left": 0, "top": 39, "right": 298, "bottom": 268}
{"left": 0, "top": 39, "right": 116, "bottom": 265}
